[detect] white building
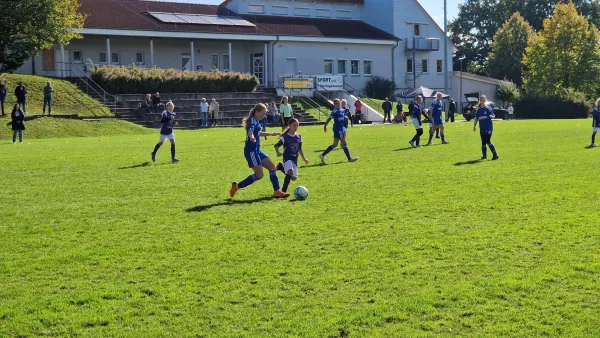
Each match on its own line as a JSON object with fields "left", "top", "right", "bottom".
{"left": 17, "top": 0, "right": 456, "bottom": 95}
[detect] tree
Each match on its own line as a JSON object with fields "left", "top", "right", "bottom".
{"left": 364, "top": 76, "right": 397, "bottom": 100}
{"left": 449, "top": 0, "right": 600, "bottom": 76}
{"left": 0, "top": 0, "right": 85, "bottom": 72}
{"left": 496, "top": 81, "right": 521, "bottom": 106}
{"left": 487, "top": 13, "right": 534, "bottom": 86}
{"left": 523, "top": 2, "right": 600, "bottom": 98}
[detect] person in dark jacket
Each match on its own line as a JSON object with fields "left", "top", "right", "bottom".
{"left": 14, "top": 82, "right": 27, "bottom": 114}
{"left": 151, "top": 92, "right": 162, "bottom": 114}
{"left": 0, "top": 79, "right": 6, "bottom": 116}
{"left": 43, "top": 81, "right": 53, "bottom": 116}
{"left": 11, "top": 104, "right": 25, "bottom": 144}
{"left": 396, "top": 101, "right": 404, "bottom": 122}
{"left": 446, "top": 99, "right": 456, "bottom": 123}
{"left": 382, "top": 97, "right": 392, "bottom": 123}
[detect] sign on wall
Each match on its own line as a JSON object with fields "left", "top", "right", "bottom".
{"left": 284, "top": 78, "right": 314, "bottom": 89}
{"left": 316, "top": 75, "right": 344, "bottom": 91}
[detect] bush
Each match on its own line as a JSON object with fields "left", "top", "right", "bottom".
{"left": 90, "top": 65, "right": 260, "bottom": 94}
{"left": 364, "top": 76, "right": 397, "bottom": 100}
{"left": 496, "top": 81, "right": 521, "bottom": 106}
{"left": 514, "top": 93, "right": 591, "bottom": 119}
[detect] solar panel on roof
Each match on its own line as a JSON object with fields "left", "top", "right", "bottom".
{"left": 202, "top": 15, "right": 236, "bottom": 26}
{"left": 222, "top": 17, "right": 256, "bottom": 27}
{"left": 176, "top": 14, "right": 211, "bottom": 25}
{"left": 149, "top": 12, "right": 187, "bottom": 24}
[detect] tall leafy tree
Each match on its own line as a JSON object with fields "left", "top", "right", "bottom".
{"left": 449, "top": 0, "right": 600, "bottom": 75}
{"left": 0, "top": 0, "right": 85, "bottom": 72}
{"left": 487, "top": 12, "right": 535, "bottom": 86}
{"left": 523, "top": 2, "right": 600, "bottom": 98}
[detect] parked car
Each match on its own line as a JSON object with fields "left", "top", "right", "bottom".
{"left": 462, "top": 93, "right": 507, "bottom": 121}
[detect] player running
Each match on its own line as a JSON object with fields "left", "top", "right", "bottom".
{"left": 408, "top": 95, "right": 424, "bottom": 148}
{"left": 427, "top": 92, "right": 449, "bottom": 145}
{"left": 275, "top": 118, "right": 310, "bottom": 194}
{"left": 320, "top": 99, "right": 359, "bottom": 164}
{"left": 591, "top": 98, "right": 600, "bottom": 147}
{"left": 230, "top": 103, "right": 289, "bottom": 199}
{"left": 473, "top": 95, "right": 499, "bottom": 160}
{"left": 151, "top": 101, "right": 179, "bottom": 163}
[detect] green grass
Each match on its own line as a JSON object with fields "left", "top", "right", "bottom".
{"left": 0, "top": 74, "right": 112, "bottom": 117}
{"left": 0, "top": 117, "right": 152, "bottom": 139}
{"left": 295, "top": 97, "right": 329, "bottom": 121}
{"left": 1, "top": 119, "right": 600, "bottom": 337}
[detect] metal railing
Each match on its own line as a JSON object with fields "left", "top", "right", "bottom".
{"left": 70, "top": 62, "right": 118, "bottom": 107}
{"left": 276, "top": 80, "right": 327, "bottom": 121}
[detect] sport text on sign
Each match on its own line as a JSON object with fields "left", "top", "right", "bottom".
{"left": 316, "top": 75, "right": 344, "bottom": 90}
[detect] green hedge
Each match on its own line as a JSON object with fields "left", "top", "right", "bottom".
{"left": 91, "top": 66, "right": 260, "bottom": 94}
{"left": 514, "top": 95, "right": 591, "bottom": 119}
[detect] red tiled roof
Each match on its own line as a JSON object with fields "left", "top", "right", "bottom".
{"left": 79, "top": 0, "right": 394, "bottom": 40}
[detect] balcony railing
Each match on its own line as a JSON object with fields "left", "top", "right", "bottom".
{"left": 406, "top": 37, "right": 440, "bottom": 51}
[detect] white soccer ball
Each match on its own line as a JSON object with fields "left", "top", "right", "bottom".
{"left": 294, "top": 186, "right": 309, "bottom": 200}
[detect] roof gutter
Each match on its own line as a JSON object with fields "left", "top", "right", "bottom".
{"left": 271, "top": 35, "right": 279, "bottom": 88}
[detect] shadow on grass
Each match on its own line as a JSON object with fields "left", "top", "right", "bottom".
{"left": 585, "top": 145, "right": 597, "bottom": 149}
{"left": 393, "top": 147, "right": 414, "bottom": 152}
{"left": 454, "top": 159, "right": 482, "bottom": 166}
{"left": 186, "top": 196, "right": 274, "bottom": 212}
{"left": 118, "top": 162, "right": 172, "bottom": 169}
{"left": 301, "top": 161, "right": 346, "bottom": 169}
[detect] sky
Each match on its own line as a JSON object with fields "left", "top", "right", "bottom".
{"left": 159, "top": 0, "right": 464, "bottom": 28}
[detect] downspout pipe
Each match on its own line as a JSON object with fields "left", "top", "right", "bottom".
{"left": 391, "top": 39, "right": 400, "bottom": 84}
{"left": 270, "top": 35, "right": 280, "bottom": 88}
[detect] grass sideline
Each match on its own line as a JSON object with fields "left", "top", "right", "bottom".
{"left": 0, "top": 118, "right": 152, "bottom": 139}
{"left": 1, "top": 119, "right": 600, "bottom": 337}
{"left": 0, "top": 74, "right": 112, "bottom": 117}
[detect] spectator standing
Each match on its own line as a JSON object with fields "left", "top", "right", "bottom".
{"left": 14, "top": 82, "right": 27, "bottom": 114}
{"left": 151, "top": 92, "right": 162, "bottom": 114}
{"left": 396, "top": 101, "right": 404, "bottom": 122}
{"left": 280, "top": 96, "right": 293, "bottom": 130}
{"left": 507, "top": 103, "right": 514, "bottom": 120}
{"left": 43, "top": 81, "right": 53, "bottom": 116}
{"left": 382, "top": 97, "right": 392, "bottom": 123}
{"left": 210, "top": 98, "right": 220, "bottom": 126}
{"left": 446, "top": 99, "right": 456, "bottom": 123}
{"left": 354, "top": 98, "right": 363, "bottom": 123}
{"left": 0, "top": 79, "right": 6, "bottom": 116}
{"left": 269, "top": 102, "right": 280, "bottom": 124}
{"left": 199, "top": 98, "right": 209, "bottom": 127}
{"left": 11, "top": 104, "right": 25, "bottom": 144}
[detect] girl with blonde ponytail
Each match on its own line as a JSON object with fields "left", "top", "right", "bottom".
{"left": 231, "top": 103, "right": 289, "bottom": 199}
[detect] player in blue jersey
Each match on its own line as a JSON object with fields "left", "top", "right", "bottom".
{"left": 230, "top": 103, "right": 289, "bottom": 199}
{"left": 427, "top": 92, "right": 449, "bottom": 145}
{"left": 473, "top": 95, "right": 499, "bottom": 160}
{"left": 320, "top": 99, "right": 359, "bottom": 164}
{"left": 590, "top": 98, "right": 600, "bottom": 147}
{"left": 408, "top": 95, "right": 425, "bottom": 148}
{"left": 341, "top": 99, "right": 353, "bottom": 129}
{"left": 274, "top": 118, "right": 310, "bottom": 193}
{"left": 151, "top": 102, "right": 179, "bottom": 163}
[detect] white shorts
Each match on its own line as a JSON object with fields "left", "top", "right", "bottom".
{"left": 594, "top": 127, "right": 600, "bottom": 132}
{"left": 411, "top": 117, "right": 422, "bottom": 129}
{"left": 159, "top": 133, "right": 175, "bottom": 142}
{"left": 284, "top": 160, "right": 298, "bottom": 178}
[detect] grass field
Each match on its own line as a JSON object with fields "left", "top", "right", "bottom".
{"left": 1, "top": 119, "right": 599, "bottom": 337}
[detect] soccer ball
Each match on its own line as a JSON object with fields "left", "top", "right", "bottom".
{"left": 294, "top": 186, "right": 309, "bottom": 200}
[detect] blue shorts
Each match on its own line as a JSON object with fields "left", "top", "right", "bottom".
{"left": 245, "top": 149, "right": 268, "bottom": 168}
{"left": 433, "top": 117, "right": 444, "bottom": 126}
{"left": 334, "top": 129, "right": 347, "bottom": 140}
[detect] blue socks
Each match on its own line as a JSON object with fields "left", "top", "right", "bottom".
{"left": 429, "top": 130, "right": 434, "bottom": 142}
{"left": 269, "top": 171, "right": 280, "bottom": 191}
{"left": 322, "top": 144, "right": 335, "bottom": 157}
{"left": 482, "top": 145, "right": 487, "bottom": 158}
{"left": 489, "top": 143, "right": 497, "bottom": 157}
{"left": 238, "top": 174, "right": 257, "bottom": 189}
{"left": 342, "top": 145, "right": 352, "bottom": 161}
{"left": 440, "top": 133, "right": 445, "bottom": 142}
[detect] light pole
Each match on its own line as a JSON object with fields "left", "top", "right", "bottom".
{"left": 459, "top": 56, "right": 466, "bottom": 114}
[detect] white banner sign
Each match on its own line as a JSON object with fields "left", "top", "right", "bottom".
{"left": 316, "top": 75, "right": 344, "bottom": 91}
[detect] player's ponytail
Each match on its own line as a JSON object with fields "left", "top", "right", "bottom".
{"left": 595, "top": 98, "right": 600, "bottom": 109}
{"left": 281, "top": 118, "right": 299, "bottom": 135}
{"left": 243, "top": 103, "right": 267, "bottom": 129}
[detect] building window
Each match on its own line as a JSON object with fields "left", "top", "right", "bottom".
{"left": 294, "top": 7, "right": 310, "bottom": 16}
{"left": 363, "top": 60, "right": 372, "bottom": 76}
{"left": 414, "top": 24, "right": 420, "bottom": 36}
{"left": 99, "top": 51, "right": 107, "bottom": 64}
{"left": 337, "top": 60, "right": 347, "bottom": 75}
{"left": 407, "top": 59, "right": 413, "bottom": 73}
{"left": 437, "top": 59, "right": 443, "bottom": 73}
{"left": 422, "top": 59, "right": 428, "bottom": 73}
{"left": 222, "top": 55, "right": 230, "bottom": 71}
{"left": 351, "top": 60, "right": 359, "bottom": 75}
{"left": 316, "top": 8, "right": 331, "bottom": 18}
{"left": 111, "top": 52, "right": 120, "bottom": 64}
{"left": 211, "top": 54, "right": 219, "bottom": 70}
{"left": 136, "top": 52, "right": 144, "bottom": 64}
{"left": 73, "top": 51, "right": 82, "bottom": 63}
{"left": 336, "top": 9, "right": 352, "bottom": 19}
{"left": 272, "top": 5, "right": 288, "bottom": 15}
{"left": 324, "top": 59, "right": 333, "bottom": 74}
{"left": 248, "top": 4, "right": 264, "bottom": 13}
